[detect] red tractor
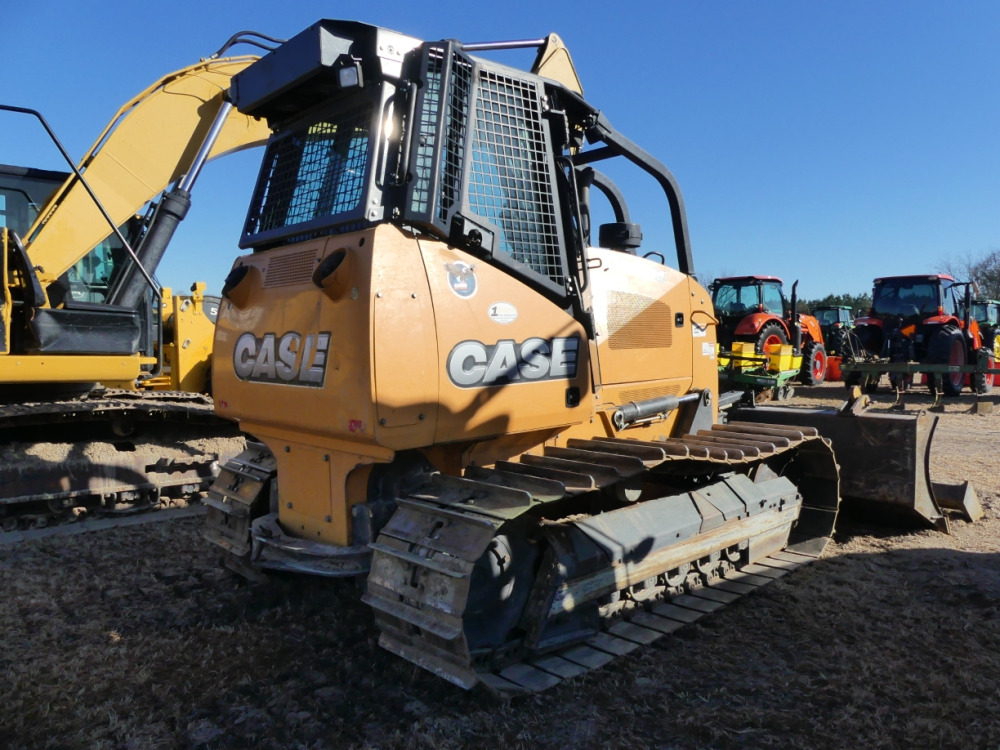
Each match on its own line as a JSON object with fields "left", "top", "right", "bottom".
{"left": 848, "top": 274, "right": 993, "bottom": 395}
{"left": 710, "top": 275, "right": 827, "bottom": 384}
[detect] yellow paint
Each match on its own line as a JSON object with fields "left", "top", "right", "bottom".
{"left": 768, "top": 344, "right": 799, "bottom": 373}
{"left": 0, "top": 355, "right": 145, "bottom": 382}
{"left": 213, "top": 229, "right": 724, "bottom": 548}
{"left": 1, "top": 231, "right": 9, "bottom": 354}
{"left": 267, "top": 443, "right": 381, "bottom": 547}
{"left": 732, "top": 341, "right": 759, "bottom": 369}
{"left": 153, "top": 283, "right": 216, "bottom": 392}
{"left": 25, "top": 57, "right": 269, "bottom": 283}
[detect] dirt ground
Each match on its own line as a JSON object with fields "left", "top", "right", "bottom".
{"left": 2, "top": 381, "right": 999, "bottom": 749}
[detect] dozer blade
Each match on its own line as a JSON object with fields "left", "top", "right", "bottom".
{"left": 931, "top": 480, "right": 983, "bottom": 523}
{"left": 731, "top": 403, "right": 973, "bottom": 532}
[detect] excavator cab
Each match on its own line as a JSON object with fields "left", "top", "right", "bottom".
{"left": 0, "top": 165, "right": 66, "bottom": 238}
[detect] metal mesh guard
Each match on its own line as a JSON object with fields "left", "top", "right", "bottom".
{"left": 468, "top": 70, "right": 562, "bottom": 285}
{"left": 246, "top": 101, "right": 373, "bottom": 237}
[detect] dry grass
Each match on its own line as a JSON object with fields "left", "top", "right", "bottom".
{"left": 2, "top": 381, "right": 999, "bottom": 749}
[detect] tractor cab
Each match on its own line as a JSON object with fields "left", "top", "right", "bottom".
{"left": 811, "top": 304, "right": 855, "bottom": 356}
{"left": 855, "top": 274, "right": 968, "bottom": 358}
{"left": 812, "top": 305, "right": 854, "bottom": 329}
{"left": 712, "top": 276, "right": 787, "bottom": 314}
{"left": 870, "top": 275, "right": 960, "bottom": 320}
{"left": 970, "top": 299, "right": 1000, "bottom": 354}
{"left": 970, "top": 299, "right": 999, "bottom": 328}
{"left": 710, "top": 276, "right": 787, "bottom": 348}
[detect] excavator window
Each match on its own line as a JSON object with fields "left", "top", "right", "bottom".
{"left": 0, "top": 166, "right": 67, "bottom": 238}
{"left": 63, "top": 241, "right": 121, "bottom": 304}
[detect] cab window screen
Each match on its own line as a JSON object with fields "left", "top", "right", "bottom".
{"left": 246, "top": 100, "right": 373, "bottom": 237}
{"left": 468, "top": 69, "right": 562, "bottom": 285}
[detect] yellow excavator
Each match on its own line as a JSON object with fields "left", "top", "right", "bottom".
{"left": 0, "top": 38, "right": 274, "bottom": 531}
{"left": 202, "top": 20, "right": 976, "bottom": 694}
{"left": 0, "top": 165, "right": 216, "bottom": 393}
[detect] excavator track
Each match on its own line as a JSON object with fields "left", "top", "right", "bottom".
{"left": 363, "top": 422, "right": 840, "bottom": 695}
{"left": 0, "top": 389, "right": 245, "bottom": 537}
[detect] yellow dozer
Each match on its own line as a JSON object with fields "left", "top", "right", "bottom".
{"left": 203, "top": 20, "right": 969, "bottom": 695}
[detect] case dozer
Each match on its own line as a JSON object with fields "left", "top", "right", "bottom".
{"left": 203, "top": 20, "right": 968, "bottom": 694}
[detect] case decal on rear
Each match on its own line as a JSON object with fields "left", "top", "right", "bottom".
{"left": 233, "top": 331, "right": 331, "bottom": 387}
{"left": 447, "top": 336, "right": 580, "bottom": 387}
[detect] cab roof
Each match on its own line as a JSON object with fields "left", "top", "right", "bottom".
{"left": 873, "top": 274, "right": 955, "bottom": 284}
{"left": 714, "top": 275, "right": 783, "bottom": 284}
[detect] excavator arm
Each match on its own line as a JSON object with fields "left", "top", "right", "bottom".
{"left": 24, "top": 56, "right": 271, "bottom": 285}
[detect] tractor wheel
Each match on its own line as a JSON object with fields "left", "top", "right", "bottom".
{"left": 754, "top": 322, "right": 788, "bottom": 355}
{"left": 801, "top": 341, "right": 827, "bottom": 385}
{"left": 984, "top": 330, "right": 998, "bottom": 357}
{"left": 826, "top": 327, "right": 847, "bottom": 357}
{"left": 926, "top": 325, "right": 966, "bottom": 396}
{"left": 974, "top": 353, "right": 995, "bottom": 395}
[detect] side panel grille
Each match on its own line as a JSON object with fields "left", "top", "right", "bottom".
{"left": 608, "top": 291, "right": 673, "bottom": 350}
{"left": 264, "top": 249, "right": 319, "bottom": 288}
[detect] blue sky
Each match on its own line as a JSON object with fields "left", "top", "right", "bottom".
{"left": 5, "top": 1, "right": 998, "bottom": 300}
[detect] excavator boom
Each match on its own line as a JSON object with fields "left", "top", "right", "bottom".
{"left": 0, "top": 51, "right": 272, "bottom": 535}
{"left": 24, "top": 56, "right": 270, "bottom": 284}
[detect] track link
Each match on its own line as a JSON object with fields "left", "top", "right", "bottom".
{"left": 478, "top": 548, "right": 817, "bottom": 696}
{"left": 0, "top": 389, "right": 245, "bottom": 539}
{"left": 363, "top": 422, "right": 840, "bottom": 694}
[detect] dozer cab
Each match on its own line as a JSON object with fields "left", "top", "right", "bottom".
{"left": 710, "top": 275, "right": 827, "bottom": 385}
{"left": 202, "top": 19, "right": 971, "bottom": 694}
